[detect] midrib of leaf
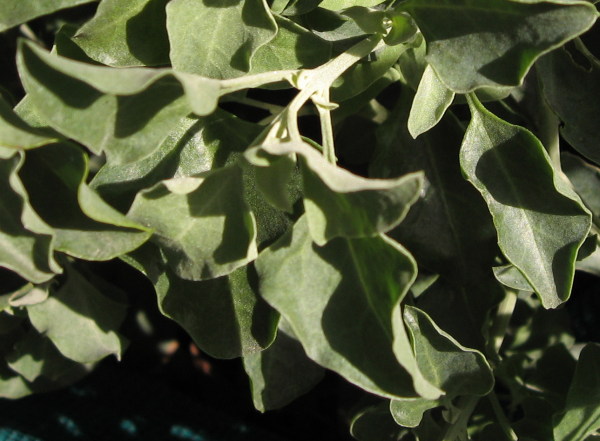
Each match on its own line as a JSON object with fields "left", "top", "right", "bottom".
{"left": 347, "top": 239, "right": 394, "bottom": 341}
{"left": 475, "top": 115, "right": 551, "bottom": 292}
{"left": 204, "top": 11, "right": 229, "bottom": 75}
{"left": 406, "top": 317, "right": 443, "bottom": 389}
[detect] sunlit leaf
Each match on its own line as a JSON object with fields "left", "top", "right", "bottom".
{"left": 408, "top": 64, "right": 454, "bottom": 138}
{"left": 0, "top": 153, "right": 60, "bottom": 283}
{"left": 460, "top": 95, "right": 591, "bottom": 308}
{"left": 17, "top": 41, "right": 221, "bottom": 164}
{"left": 400, "top": 0, "right": 597, "bottom": 92}
{"left": 73, "top": 0, "right": 170, "bottom": 67}
{"left": 0, "top": 0, "right": 96, "bottom": 32}
{"left": 27, "top": 265, "right": 127, "bottom": 364}
{"left": 256, "top": 216, "right": 441, "bottom": 400}
{"left": 167, "top": 0, "right": 277, "bottom": 79}
{"left": 128, "top": 164, "right": 257, "bottom": 281}
{"left": 250, "top": 142, "right": 424, "bottom": 245}
{"left": 125, "top": 242, "right": 278, "bottom": 359}
{"left": 19, "top": 142, "right": 151, "bottom": 260}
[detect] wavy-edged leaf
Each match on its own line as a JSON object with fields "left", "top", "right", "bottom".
{"left": 167, "top": 0, "right": 277, "bottom": 79}
{"left": 0, "top": 95, "right": 58, "bottom": 150}
{"left": 404, "top": 305, "right": 494, "bottom": 397}
{"left": 17, "top": 41, "right": 221, "bottom": 164}
{"left": 250, "top": 142, "right": 424, "bottom": 245}
{"left": 460, "top": 95, "right": 591, "bottom": 308}
{"left": 6, "top": 330, "right": 89, "bottom": 383}
{"left": 125, "top": 242, "right": 278, "bottom": 359}
{"left": 390, "top": 396, "right": 439, "bottom": 428}
{"left": 19, "top": 142, "right": 151, "bottom": 261}
{"left": 27, "top": 265, "right": 127, "bottom": 364}
{"left": 0, "top": 365, "right": 32, "bottom": 399}
{"left": 243, "top": 323, "right": 324, "bottom": 412}
{"left": 408, "top": 64, "right": 454, "bottom": 138}
{"left": 256, "top": 216, "right": 441, "bottom": 400}
{"left": 73, "top": 0, "right": 170, "bottom": 67}
{"left": 400, "top": 0, "right": 597, "bottom": 92}
{"left": 128, "top": 164, "right": 257, "bottom": 281}
{"left": 493, "top": 264, "right": 534, "bottom": 292}
{"left": 553, "top": 344, "right": 600, "bottom": 441}
{"left": 0, "top": 153, "right": 60, "bottom": 283}
{"left": 249, "top": 15, "right": 332, "bottom": 74}
{"left": 538, "top": 45, "right": 600, "bottom": 165}
{"left": 91, "top": 110, "right": 262, "bottom": 211}
{"left": 0, "top": 0, "right": 95, "bottom": 32}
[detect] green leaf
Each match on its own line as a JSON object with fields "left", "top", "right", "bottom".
{"left": 493, "top": 264, "right": 534, "bottom": 292}
{"left": 167, "top": 0, "right": 277, "bottom": 79}
{"left": 125, "top": 243, "right": 278, "bottom": 359}
{"left": 91, "top": 110, "right": 262, "bottom": 212}
{"left": 538, "top": 44, "right": 600, "bottom": 165}
{"left": 0, "top": 153, "right": 60, "bottom": 283}
{"left": 6, "top": 283, "right": 50, "bottom": 308}
{"left": 250, "top": 142, "right": 424, "bottom": 245}
{"left": 6, "top": 330, "right": 88, "bottom": 383}
{"left": 407, "top": 64, "right": 454, "bottom": 138}
{"left": 128, "top": 164, "right": 258, "bottom": 281}
{"left": 400, "top": 0, "right": 597, "bottom": 92}
{"left": 390, "top": 397, "right": 439, "bottom": 428}
{"left": 0, "top": 0, "right": 96, "bottom": 32}
{"left": 73, "top": 0, "right": 170, "bottom": 67}
{"left": 17, "top": 41, "right": 221, "bottom": 164}
{"left": 319, "top": 0, "right": 384, "bottom": 10}
{"left": 0, "top": 95, "right": 58, "bottom": 150}
{"left": 403, "top": 305, "right": 494, "bottom": 397}
{"left": 243, "top": 324, "right": 324, "bottom": 411}
{"left": 27, "top": 265, "right": 127, "bottom": 364}
{"left": 384, "top": 11, "right": 418, "bottom": 46}
{"left": 256, "top": 216, "right": 441, "bottom": 400}
{"left": 553, "top": 344, "right": 600, "bottom": 441}
{"left": 460, "top": 95, "right": 591, "bottom": 308}
{"left": 249, "top": 15, "right": 332, "bottom": 74}
{"left": 18, "top": 142, "right": 151, "bottom": 260}
{"left": 0, "top": 365, "right": 32, "bottom": 399}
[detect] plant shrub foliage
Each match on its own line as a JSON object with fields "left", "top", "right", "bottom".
{"left": 0, "top": 0, "right": 600, "bottom": 439}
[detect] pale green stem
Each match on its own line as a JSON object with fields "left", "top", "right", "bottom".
{"left": 219, "top": 70, "right": 299, "bottom": 96}
{"left": 316, "top": 89, "right": 336, "bottom": 163}
{"left": 488, "top": 391, "right": 519, "bottom": 441}
{"left": 234, "top": 96, "right": 285, "bottom": 114}
{"left": 286, "top": 35, "right": 382, "bottom": 140}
